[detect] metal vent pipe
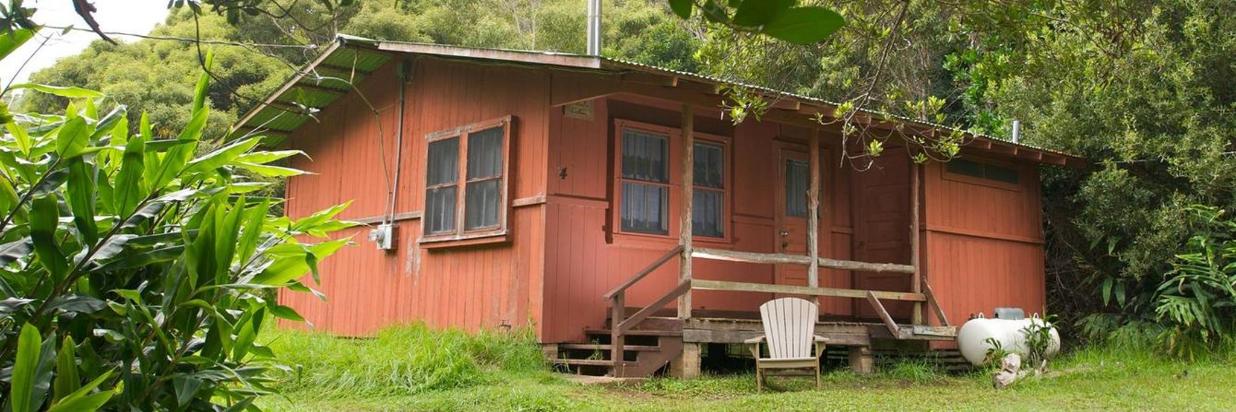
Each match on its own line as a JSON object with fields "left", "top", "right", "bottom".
{"left": 586, "top": 0, "right": 602, "bottom": 55}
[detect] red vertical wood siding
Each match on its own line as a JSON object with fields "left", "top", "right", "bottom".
{"left": 279, "top": 58, "right": 549, "bottom": 337}
{"left": 541, "top": 94, "right": 856, "bottom": 343}
{"left": 922, "top": 157, "right": 1046, "bottom": 341}
{"left": 279, "top": 57, "right": 1049, "bottom": 345}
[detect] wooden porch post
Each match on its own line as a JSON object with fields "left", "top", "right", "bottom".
{"left": 807, "top": 129, "right": 821, "bottom": 291}
{"left": 910, "top": 161, "right": 923, "bottom": 325}
{"left": 678, "top": 104, "right": 694, "bottom": 319}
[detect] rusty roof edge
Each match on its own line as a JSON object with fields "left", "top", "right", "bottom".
{"left": 234, "top": 34, "right": 1082, "bottom": 165}
{"left": 371, "top": 41, "right": 604, "bottom": 70}
{"left": 597, "top": 57, "right": 1082, "bottom": 164}
{"left": 231, "top": 38, "right": 347, "bottom": 136}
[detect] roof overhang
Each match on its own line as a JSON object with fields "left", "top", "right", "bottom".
{"left": 232, "top": 35, "right": 1083, "bottom": 168}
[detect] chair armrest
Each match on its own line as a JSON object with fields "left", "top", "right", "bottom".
{"left": 745, "top": 335, "right": 765, "bottom": 359}
{"left": 813, "top": 335, "right": 828, "bottom": 359}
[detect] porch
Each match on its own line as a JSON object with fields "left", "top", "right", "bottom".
{"left": 549, "top": 105, "right": 955, "bottom": 378}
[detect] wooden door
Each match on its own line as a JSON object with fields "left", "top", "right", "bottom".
{"left": 852, "top": 149, "right": 912, "bottom": 320}
{"left": 774, "top": 148, "right": 811, "bottom": 294}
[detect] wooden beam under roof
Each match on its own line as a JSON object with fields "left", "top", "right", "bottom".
{"left": 291, "top": 82, "right": 347, "bottom": 96}
{"left": 318, "top": 62, "right": 375, "bottom": 75}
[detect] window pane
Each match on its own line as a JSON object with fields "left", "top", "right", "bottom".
{"left": 946, "top": 159, "right": 983, "bottom": 178}
{"left": 693, "top": 189, "right": 724, "bottom": 237}
{"left": 947, "top": 158, "right": 1020, "bottom": 184}
{"left": 985, "top": 165, "right": 1020, "bottom": 184}
{"left": 694, "top": 142, "right": 723, "bottom": 189}
{"left": 621, "top": 182, "right": 668, "bottom": 234}
{"left": 465, "top": 179, "right": 501, "bottom": 230}
{"left": 785, "top": 159, "right": 809, "bottom": 218}
{"left": 427, "top": 138, "right": 459, "bottom": 186}
{"left": 425, "top": 186, "right": 457, "bottom": 234}
{"left": 621, "top": 129, "right": 668, "bottom": 182}
{"left": 467, "top": 126, "right": 503, "bottom": 179}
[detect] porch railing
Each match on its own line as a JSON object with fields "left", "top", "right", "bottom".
{"left": 602, "top": 245, "right": 952, "bottom": 373}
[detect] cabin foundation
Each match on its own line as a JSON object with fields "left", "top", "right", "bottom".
{"left": 670, "top": 343, "right": 702, "bottom": 378}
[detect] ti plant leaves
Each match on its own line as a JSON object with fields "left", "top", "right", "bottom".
{"left": 0, "top": 54, "right": 351, "bottom": 410}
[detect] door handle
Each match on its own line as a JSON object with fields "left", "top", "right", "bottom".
{"left": 779, "top": 230, "right": 790, "bottom": 237}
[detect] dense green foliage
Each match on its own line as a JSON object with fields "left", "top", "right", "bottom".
{"left": 0, "top": 56, "right": 351, "bottom": 409}
{"left": 968, "top": 0, "right": 1236, "bottom": 351}
{"left": 19, "top": 0, "right": 698, "bottom": 136}
{"left": 698, "top": 0, "right": 1236, "bottom": 352}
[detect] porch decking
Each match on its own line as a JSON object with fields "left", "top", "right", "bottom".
{"left": 550, "top": 308, "right": 956, "bottom": 377}
{"left": 550, "top": 106, "right": 953, "bottom": 378}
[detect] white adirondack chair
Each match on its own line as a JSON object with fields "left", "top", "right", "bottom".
{"left": 745, "top": 297, "right": 828, "bottom": 391}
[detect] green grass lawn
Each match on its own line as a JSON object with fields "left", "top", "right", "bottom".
{"left": 257, "top": 326, "right": 1236, "bottom": 411}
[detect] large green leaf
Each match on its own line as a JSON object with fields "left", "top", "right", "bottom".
{"left": 0, "top": 238, "right": 34, "bottom": 266}
{"left": 66, "top": 159, "right": 99, "bottom": 245}
{"left": 30, "top": 194, "right": 68, "bottom": 280}
{"left": 45, "top": 371, "right": 115, "bottom": 412}
{"left": 214, "top": 196, "right": 247, "bottom": 284}
{"left": 233, "top": 149, "right": 305, "bottom": 165}
{"left": 10, "top": 323, "right": 43, "bottom": 412}
{"left": 235, "top": 199, "right": 269, "bottom": 267}
{"left": 759, "top": 6, "right": 844, "bottom": 45}
{"left": 7, "top": 121, "right": 33, "bottom": 155}
{"left": 191, "top": 52, "right": 213, "bottom": 112}
{"left": 55, "top": 117, "right": 89, "bottom": 158}
{"left": 53, "top": 337, "right": 80, "bottom": 402}
{"left": 10, "top": 83, "right": 104, "bottom": 99}
{"left": 184, "top": 137, "right": 260, "bottom": 175}
{"left": 233, "top": 161, "right": 303, "bottom": 177}
{"left": 112, "top": 131, "right": 147, "bottom": 217}
{"left": 0, "top": 28, "right": 35, "bottom": 61}
{"left": 121, "top": 188, "right": 197, "bottom": 229}
{"left": 149, "top": 109, "right": 206, "bottom": 189}
{"left": 731, "top": 0, "right": 794, "bottom": 27}
{"left": 668, "top": 0, "right": 693, "bottom": 19}
{"left": 252, "top": 239, "right": 348, "bottom": 285}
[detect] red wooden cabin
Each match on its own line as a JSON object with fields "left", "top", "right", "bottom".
{"left": 234, "top": 36, "right": 1081, "bottom": 377}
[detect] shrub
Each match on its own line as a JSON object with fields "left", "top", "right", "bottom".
{"left": 0, "top": 54, "right": 351, "bottom": 410}
{"left": 1152, "top": 205, "right": 1236, "bottom": 358}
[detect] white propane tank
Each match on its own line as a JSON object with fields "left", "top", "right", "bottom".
{"left": 956, "top": 314, "right": 1061, "bottom": 366}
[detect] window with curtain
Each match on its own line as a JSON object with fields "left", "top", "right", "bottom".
{"left": 422, "top": 117, "right": 512, "bottom": 242}
{"left": 619, "top": 128, "right": 670, "bottom": 235}
{"left": 784, "top": 158, "right": 809, "bottom": 218}
{"left": 693, "top": 141, "right": 725, "bottom": 238}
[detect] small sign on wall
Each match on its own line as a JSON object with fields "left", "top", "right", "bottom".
{"left": 563, "top": 101, "right": 594, "bottom": 120}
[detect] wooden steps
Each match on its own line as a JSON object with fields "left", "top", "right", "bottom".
{"left": 554, "top": 358, "right": 622, "bottom": 366}
{"left": 560, "top": 343, "right": 661, "bottom": 352}
{"left": 553, "top": 318, "right": 686, "bottom": 377}
{"left": 584, "top": 329, "right": 683, "bottom": 337}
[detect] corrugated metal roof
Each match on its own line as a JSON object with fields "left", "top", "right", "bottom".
{"left": 232, "top": 34, "right": 1081, "bottom": 165}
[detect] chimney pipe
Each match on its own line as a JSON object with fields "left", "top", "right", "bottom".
{"left": 1011, "top": 119, "right": 1021, "bottom": 144}
{"left": 586, "top": 0, "right": 602, "bottom": 56}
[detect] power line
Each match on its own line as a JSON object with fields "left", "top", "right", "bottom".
{"left": 39, "top": 24, "right": 318, "bottom": 50}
